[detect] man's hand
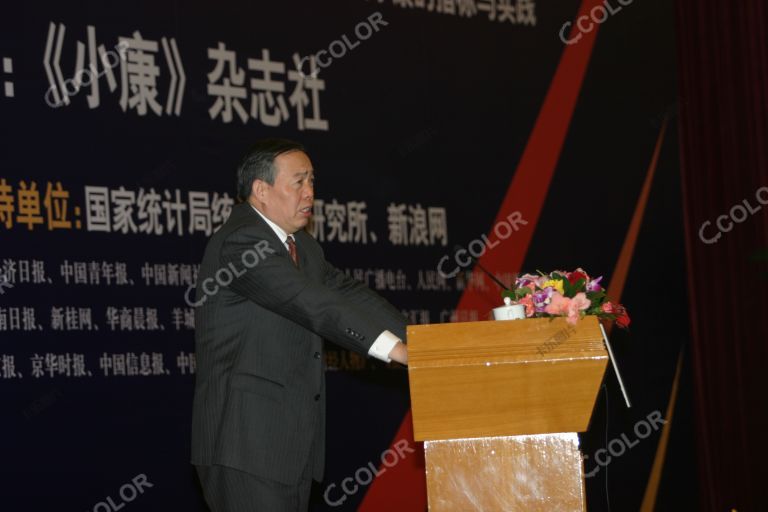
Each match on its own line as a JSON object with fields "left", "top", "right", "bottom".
{"left": 388, "top": 342, "right": 408, "bottom": 365}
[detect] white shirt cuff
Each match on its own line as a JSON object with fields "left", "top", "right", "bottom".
{"left": 367, "top": 330, "right": 401, "bottom": 363}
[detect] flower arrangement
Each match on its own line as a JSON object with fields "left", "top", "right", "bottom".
{"left": 501, "top": 268, "right": 630, "bottom": 328}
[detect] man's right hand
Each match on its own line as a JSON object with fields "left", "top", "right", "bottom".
{"left": 388, "top": 342, "right": 408, "bottom": 365}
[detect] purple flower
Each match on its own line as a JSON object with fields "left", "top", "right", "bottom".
{"left": 515, "top": 277, "right": 535, "bottom": 290}
{"left": 586, "top": 276, "right": 603, "bottom": 292}
{"left": 533, "top": 287, "right": 554, "bottom": 312}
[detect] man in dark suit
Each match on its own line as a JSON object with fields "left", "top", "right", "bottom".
{"left": 190, "top": 138, "right": 408, "bottom": 511}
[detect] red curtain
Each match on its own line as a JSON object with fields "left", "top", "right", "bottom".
{"left": 675, "top": 1, "right": 768, "bottom": 510}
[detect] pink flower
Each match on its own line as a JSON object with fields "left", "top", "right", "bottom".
{"left": 518, "top": 294, "right": 535, "bottom": 317}
{"left": 545, "top": 292, "right": 571, "bottom": 315}
{"left": 570, "top": 292, "right": 591, "bottom": 311}
{"left": 601, "top": 302, "right": 615, "bottom": 314}
{"left": 566, "top": 292, "right": 591, "bottom": 324}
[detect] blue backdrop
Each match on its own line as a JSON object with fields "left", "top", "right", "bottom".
{"left": 0, "top": 1, "right": 693, "bottom": 510}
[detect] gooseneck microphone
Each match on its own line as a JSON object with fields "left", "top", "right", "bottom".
{"left": 453, "top": 244, "right": 512, "bottom": 291}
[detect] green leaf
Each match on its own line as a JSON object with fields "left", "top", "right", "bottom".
{"left": 562, "top": 278, "right": 575, "bottom": 298}
{"left": 587, "top": 291, "right": 606, "bottom": 303}
{"left": 515, "top": 286, "right": 532, "bottom": 300}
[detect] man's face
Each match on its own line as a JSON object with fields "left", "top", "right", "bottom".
{"left": 256, "top": 150, "right": 314, "bottom": 234}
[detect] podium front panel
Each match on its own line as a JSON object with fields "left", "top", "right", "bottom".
{"left": 424, "top": 433, "right": 586, "bottom": 512}
{"left": 408, "top": 316, "right": 608, "bottom": 441}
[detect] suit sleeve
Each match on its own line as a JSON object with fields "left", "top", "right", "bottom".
{"left": 321, "top": 259, "right": 408, "bottom": 342}
{"left": 219, "top": 224, "right": 391, "bottom": 354}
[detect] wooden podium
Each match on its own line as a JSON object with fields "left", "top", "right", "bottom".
{"left": 407, "top": 316, "right": 608, "bottom": 511}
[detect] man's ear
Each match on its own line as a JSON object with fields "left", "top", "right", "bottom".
{"left": 252, "top": 179, "right": 267, "bottom": 202}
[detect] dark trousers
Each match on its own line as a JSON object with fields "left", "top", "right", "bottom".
{"left": 195, "top": 463, "right": 313, "bottom": 512}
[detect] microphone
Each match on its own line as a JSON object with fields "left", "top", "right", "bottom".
{"left": 452, "top": 244, "right": 512, "bottom": 291}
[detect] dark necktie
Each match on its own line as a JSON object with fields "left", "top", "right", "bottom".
{"left": 286, "top": 235, "right": 299, "bottom": 267}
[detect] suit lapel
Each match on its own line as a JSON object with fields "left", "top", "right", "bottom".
{"left": 237, "top": 202, "right": 292, "bottom": 262}
{"left": 294, "top": 230, "right": 323, "bottom": 279}
{"left": 230, "top": 203, "right": 323, "bottom": 276}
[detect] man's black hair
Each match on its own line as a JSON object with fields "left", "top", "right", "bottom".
{"left": 236, "top": 138, "right": 306, "bottom": 201}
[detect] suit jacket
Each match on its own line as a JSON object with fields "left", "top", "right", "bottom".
{"left": 190, "top": 202, "right": 407, "bottom": 485}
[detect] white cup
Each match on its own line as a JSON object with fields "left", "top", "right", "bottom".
{"left": 492, "top": 303, "right": 526, "bottom": 321}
